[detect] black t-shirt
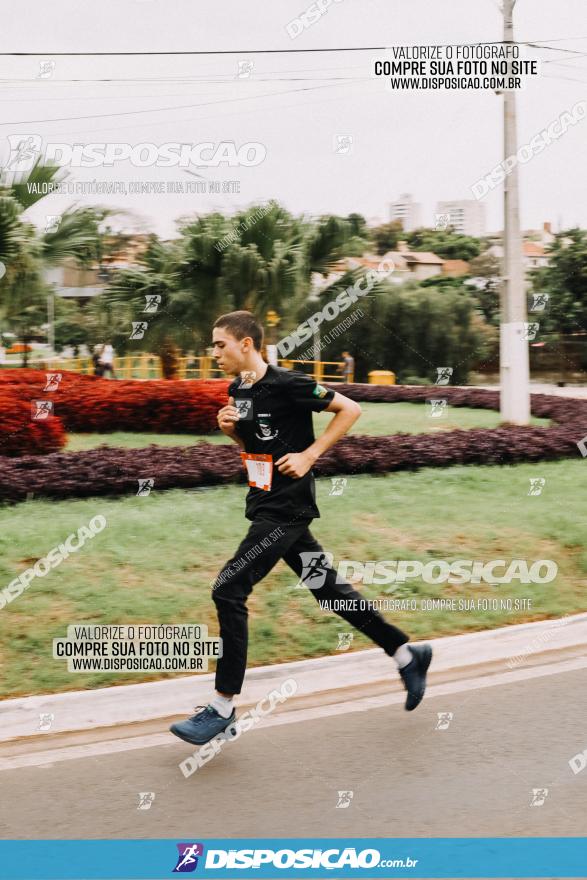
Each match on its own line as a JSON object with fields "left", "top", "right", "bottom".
{"left": 228, "top": 365, "right": 335, "bottom": 522}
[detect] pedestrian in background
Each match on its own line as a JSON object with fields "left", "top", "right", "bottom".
{"left": 99, "top": 341, "right": 116, "bottom": 379}
{"left": 92, "top": 344, "right": 104, "bottom": 377}
{"left": 340, "top": 350, "right": 355, "bottom": 383}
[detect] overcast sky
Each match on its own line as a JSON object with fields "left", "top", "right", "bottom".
{"left": 0, "top": 0, "right": 585, "bottom": 239}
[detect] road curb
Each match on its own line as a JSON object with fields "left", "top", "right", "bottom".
{"left": 1, "top": 613, "right": 586, "bottom": 745}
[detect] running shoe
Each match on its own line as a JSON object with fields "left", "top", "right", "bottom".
{"left": 398, "top": 644, "right": 433, "bottom": 711}
{"left": 170, "top": 704, "right": 237, "bottom": 745}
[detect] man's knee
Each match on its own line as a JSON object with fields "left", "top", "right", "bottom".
{"left": 212, "top": 581, "right": 250, "bottom": 611}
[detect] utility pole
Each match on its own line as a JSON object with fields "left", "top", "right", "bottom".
{"left": 500, "top": 0, "right": 530, "bottom": 423}
{"left": 47, "top": 289, "right": 55, "bottom": 358}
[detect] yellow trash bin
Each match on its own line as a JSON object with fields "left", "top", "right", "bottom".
{"left": 368, "top": 370, "right": 396, "bottom": 385}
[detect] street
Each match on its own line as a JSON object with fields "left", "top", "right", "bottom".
{"left": 1, "top": 661, "right": 585, "bottom": 840}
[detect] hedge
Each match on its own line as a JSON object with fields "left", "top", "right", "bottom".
{"left": 1, "top": 385, "right": 586, "bottom": 502}
{"left": 0, "top": 370, "right": 230, "bottom": 456}
{"left": 0, "top": 394, "right": 66, "bottom": 457}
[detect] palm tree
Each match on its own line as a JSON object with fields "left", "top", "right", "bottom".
{"left": 101, "top": 203, "right": 357, "bottom": 375}
{"left": 100, "top": 237, "right": 192, "bottom": 376}
{"left": 0, "top": 161, "right": 111, "bottom": 364}
{"left": 180, "top": 203, "right": 352, "bottom": 324}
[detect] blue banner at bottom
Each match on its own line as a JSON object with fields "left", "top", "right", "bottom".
{"left": 0, "top": 838, "right": 586, "bottom": 879}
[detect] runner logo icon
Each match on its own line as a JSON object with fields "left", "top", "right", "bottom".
{"left": 173, "top": 843, "right": 204, "bottom": 872}
{"left": 236, "top": 399, "right": 253, "bottom": 420}
{"left": 295, "top": 551, "right": 334, "bottom": 590}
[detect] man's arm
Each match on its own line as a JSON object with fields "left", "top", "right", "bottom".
{"left": 275, "top": 391, "right": 361, "bottom": 478}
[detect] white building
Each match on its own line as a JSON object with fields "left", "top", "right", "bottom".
{"left": 436, "top": 200, "right": 486, "bottom": 237}
{"left": 487, "top": 243, "right": 550, "bottom": 273}
{"left": 389, "top": 193, "right": 423, "bottom": 232}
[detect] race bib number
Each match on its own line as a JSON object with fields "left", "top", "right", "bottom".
{"left": 240, "top": 452, "right": 273, "bottom": 491}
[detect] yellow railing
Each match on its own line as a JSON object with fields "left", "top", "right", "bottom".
{"left": 43, "top": 354, "right": 353, "bottom": 382}
{"left": 280, "top": 359, "right": 352, "bottom": 383}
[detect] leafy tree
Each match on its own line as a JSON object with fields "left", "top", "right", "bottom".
{"left": 312, "top": 280, "right": 490, "bottom": 384}
{"left": 407, "top": 227, "right": 483, "bottom": 261}
{"left": 346, "top": 213, "right": 368, "bottom": 238}
{"left": 53, "top": 299, "right": 90, "bottom": 355}
{"left": 103, "top": 203, "right": 355, "bottom": 372}
{"left": 420, "top": 275, "right": 469, "bottom": 290}
{"left": 0, "top": 195, "right": 23, "bottom": 265}
{"left": 0, "top": 226, "right": 46, "bottom": 366}
{"left": 42, "top": 206, "right": 111, "bottom": 268}
{"left": 98, "top": 237, "right": 188, "bottom": 371}
{"left": 0, "top": 161, "right": 111, "bottom": 363}
{"left": 466, "top": 251, "right": 501, "bottom": 326}
{"left": 370, "top": 220, "right": 403, "bottom": 255}
{"left": 529, "top": 228, "right": 587, "bottom": 335}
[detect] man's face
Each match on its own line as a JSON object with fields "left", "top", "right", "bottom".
{"left": 212, "top": 326, "right": 249, "bottom": 376}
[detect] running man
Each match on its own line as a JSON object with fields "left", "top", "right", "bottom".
{"left": 170, "top": 311, "right": 432, "bottom": 745}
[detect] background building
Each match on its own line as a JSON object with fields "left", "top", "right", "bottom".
{"left": 389, "top": 193, "right": 423, "bottom": 232}
{"left": 436, "top": 199, "right": 486, "bottom": 237}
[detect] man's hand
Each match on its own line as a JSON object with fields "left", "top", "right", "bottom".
{"left": 275, "top": 450, "right": 315, "bottom": 479}
{"left": 217, "top": 396, "right": 240, "bottom": 436}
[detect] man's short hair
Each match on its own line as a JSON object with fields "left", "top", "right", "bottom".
{"left": 213, "top": 310, "right": 264, "bottom": 351}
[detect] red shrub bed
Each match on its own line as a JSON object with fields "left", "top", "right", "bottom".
{"left": 0, "top": 393, "right": 66, "bottom": 457}
{"left": 0, "top": 370, "right": 231, "bottom": 454}
{"left": 0, "top": 384, "right": 586, "bottom": 501}
{"left": 47, "top": 379, "right": 229, "bottom": 433}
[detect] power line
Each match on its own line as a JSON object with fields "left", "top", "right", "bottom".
{"left": 526, "top": 42, "right": 587, "bottom": 55}
{"left": 0, "top": 75, "right": 366, "bottom": 86}
{"left": 3, "top": 46, "right": 388, "bottom": 57}
{"left": 1, "top": 38, "right": 587, "bottom": 56}
{"left": 0, "top": 40, "right": 584, "bottom": 87}
{"left": 543, "top": 52, "right": 587, "bottom": 66}
{"left": 30, "top": 76, "right": 366, "bottom": 139}
{"left": 0, "top": 76, "right": 369, "bottom": 99}
{"left": 0, "top": 79, "right": 365, "bottom": 126}
{"left": 542, "top": 72, "right": 587, "bottom": 84}
{"left": 0, "top": 63, "right": 367, "bottom": 85}
{"left": 0, "top": 64, "right": 368, "bottom": 87}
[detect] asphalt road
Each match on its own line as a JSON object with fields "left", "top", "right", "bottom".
{"left": 1, "top": 664, "right": 585, "bottom": 842}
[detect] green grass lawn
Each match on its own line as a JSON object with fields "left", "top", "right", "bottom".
{"left": 65, "top": 402, "right": 550, "bottom": 451}
{"left": 0, "top": 454, "right": 584, "bottom": 699}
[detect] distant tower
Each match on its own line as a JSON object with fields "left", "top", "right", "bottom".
{"left": 436, "top": 200, "right": 486, "bottom": 237}
{"left": 389, "top": 193, "right": 423, "bottom": 232}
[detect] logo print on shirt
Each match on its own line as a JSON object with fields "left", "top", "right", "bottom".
{"left": 255, "top": 415, "right": 278, "bottom": 441}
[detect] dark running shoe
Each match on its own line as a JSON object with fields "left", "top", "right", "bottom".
{"left": 398, "top": 644, "right": 433, "bottom": 711}
{"left": 170, "top": 704, "right": 237, "bottom": 745}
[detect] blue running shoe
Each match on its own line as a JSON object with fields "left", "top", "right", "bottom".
{"left": 170, "top": 704, "right": 237, "bottom": 745}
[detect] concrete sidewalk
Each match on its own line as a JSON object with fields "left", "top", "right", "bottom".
{"left": 1, "top": 613, "right": 586, "bottom": 746}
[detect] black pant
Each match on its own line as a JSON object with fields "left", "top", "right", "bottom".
{"left": 212, "top": 517, "right": 409, "bottom": 695}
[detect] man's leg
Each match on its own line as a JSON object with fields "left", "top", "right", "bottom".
{"left": 283, "top": 527, "right": 432, "bottom": 710}
{"left": 282, "top": 527, "right": 408, "bottom": 655}
{"left": 170, "top": 516, "right": 311, "bottom": 745}
{"left": 212, "top": 517, "right": 311, "bottom": 697}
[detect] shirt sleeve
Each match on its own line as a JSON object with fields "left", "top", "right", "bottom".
{"left": 281, "top": 369, "right": 335, "bottom": 412}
